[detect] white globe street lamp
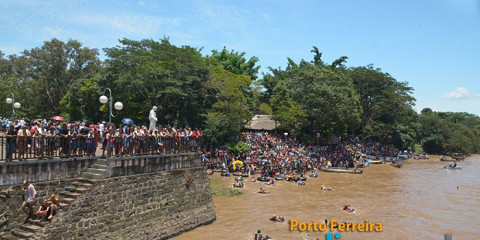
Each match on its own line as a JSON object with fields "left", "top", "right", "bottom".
{"left": 5, "top": 93, "right": 20, "bottom": 120}
{"left": 99, "top": 88, "right": 123, "bottom": 124}
{"left": 99, "top": 95, "right": 108, "bottom": 104}
{"left": 114, "top": 102, "right": 123, "bottom": 111}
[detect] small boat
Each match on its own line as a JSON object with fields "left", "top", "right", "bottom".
{"left": 452, "top": 153, "right": 465, "bottom": 161}
{"left": 444, "top": 164, "right": 462, "bottom": 170}
{"left": 233, "top": 172, "right": 249, "bottom": 177}
{"left": 391, "top": 163, "right": 403, "bottom": 168}
{"left": 321, "top": 168, "right": 363, "bottom": 174}
{"left": 440, "top": 156, "right": 456, "bottom": 162}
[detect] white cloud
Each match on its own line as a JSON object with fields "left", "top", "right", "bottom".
{"left": 443, "top": 87, "right": 471, "bottom": 99}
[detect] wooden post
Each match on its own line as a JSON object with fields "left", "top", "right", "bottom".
{"left": 445, "top": 233, "right": 452, "bottom": 240}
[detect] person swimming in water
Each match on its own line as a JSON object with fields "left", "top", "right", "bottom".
{"left": 258, "top": 188, "right": 269, "bottom": 194}
{"left": 343, "top": 205, "right": 355, "bottom": 213}
{"left": 270, "top": 215, "right": 285, "bottom": 222}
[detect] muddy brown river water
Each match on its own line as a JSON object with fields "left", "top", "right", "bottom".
{"left": 174, "top": 155, "right": 480, "bottom": 240}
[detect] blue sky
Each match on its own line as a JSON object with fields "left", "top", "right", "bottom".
{"left": 1, "top": 0, "right": 479, "bottom": 115}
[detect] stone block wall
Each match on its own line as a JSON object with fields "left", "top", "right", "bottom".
{"left": 106, "top": 153, "right": 202, "bottom": 177}
{"left": 0, "top": 158, "right": 97, "bottom": 186}
{"left": 40, "top": 167, "right": 215, "bottom": 239}
{"left": 0, "top": 178, "right": 78, "bottom": 237}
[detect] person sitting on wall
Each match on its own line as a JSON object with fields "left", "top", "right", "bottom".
{"left": 47, "top": 193, "right": 60, "bottom": 220}
{"left": 36, "top": 199, "right": 51, "bottom": 222}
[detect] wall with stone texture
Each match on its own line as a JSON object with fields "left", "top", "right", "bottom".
{"left": 0, "top": 158, "right": 97, "bottom": 186}
{"left": 39, "top": 167, "right": 215, "bottom": 239}
{"left": 106, "top": 153, "right": 202, "bottom": 177}
{"left": 0, "top": 178, "right": 78, "bottom": 238}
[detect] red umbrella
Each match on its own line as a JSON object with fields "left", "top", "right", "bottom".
{"left": 53, "top": 116, "right": 64, "bottom": 121}
{"left": 89, "top": 124, "right": 95, "bottom": 128}
{"left": 30, "top": 125, "right": 38, "bottom": 134}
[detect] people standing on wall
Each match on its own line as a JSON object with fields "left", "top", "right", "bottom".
{"left": 22, "top": 181, "right": 36, "bottom": 222}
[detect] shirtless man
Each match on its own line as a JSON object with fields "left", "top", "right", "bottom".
{"left": 47, "top": 194, "right": 60, "bottom": 220}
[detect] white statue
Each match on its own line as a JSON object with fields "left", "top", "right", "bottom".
{"left": 149, "top": 106, "right": 158, "bottom": 130}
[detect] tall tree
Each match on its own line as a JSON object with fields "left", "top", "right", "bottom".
{"left": 203, "top": 66, "right": 252, "bottom": 145}
{"left": 208, "top": 47, "right": 260, "bottom": 81}
{"left": 20, "top": 39, "right": 101, "bottom": 118}
{"left": 349, "top": 65, "right": 415, "bottom": 138}
{"left": 103, "top": 38, "right": 209, "bottom": 126}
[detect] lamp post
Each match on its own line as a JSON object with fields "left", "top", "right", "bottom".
{"left": 99, "top": 88, "right": 123, "bottom": 124}
{"left": 5, "top": 93, "right": 21, "bottom": 120}
{"left": 284, "top": 132, "right": 288, "bottom": 142}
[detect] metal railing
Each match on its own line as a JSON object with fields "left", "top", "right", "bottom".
{"left": 0, "top": 135, "right": 202, "bottom": 162}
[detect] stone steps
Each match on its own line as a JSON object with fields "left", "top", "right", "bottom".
{"left": 62, "top": 197, "right": 76, "bottom": 204}
{"left": 71, "top": 181, "right": 93, "bottom": 189}
{"left": 85, "top": 168, "right": 108, "bottom": 175}
{"left": 19, "top": 223, "right": 43, "bottom": 232}
{"left": 96, "top": 159, "right": 107, "bottom": 165}
{"left": 6, "top": 171, "right": 100, "bottom": 239}
{"left": 11, "top": 229, "right": 34, "bottom": 239}
{"left": 26, "top": 219, "right": 48, "bottom": 228}
{"left": 2, "top": 234, "right": 20, "bottom": 240}
{"left": 75, "top": 177, "right": 98, "bottom": 185}
{"left": 81, "top": 172, "right": 103, "bottom": 179}
{"left": 59, "top": 191, "right": 81, "bottom": 199}
{"left": 92, "top": 164, "right": 108, "bottom": 169}
{"left": 67, "top": 186, "right": 89, "bottom": 194}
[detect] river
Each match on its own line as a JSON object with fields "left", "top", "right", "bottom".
{"left": 173, "top": 155, "right": 480, "bottom": 240}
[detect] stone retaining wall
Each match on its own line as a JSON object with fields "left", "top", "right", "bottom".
{"left": 107, "top": 153, "right": 202, "bottom": 177}
{"left": 0, "top": 158, "right": 97, "bottom": 186}
{"left": 41, "top": 167, "right": 215, "bottom": 239}
{"left": 0, "top": 178, "right": 78, "bottom": 237}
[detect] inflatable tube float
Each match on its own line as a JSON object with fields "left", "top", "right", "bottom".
{"left": 309, "top": 173, "right": 318, "bottom": 178}
{"left": 297, "top": 181, "right": 305, "bottom": 186}
{"left": 235, "top": 176, "right": 244, "bottom": 181}
{"left": 221, "top": 171, "right": 230, "bottom": 176}
{"left": 444, "top": 164, "right": 462, "bottom": 170}
{"left": 257, "top": 176, "right": 270, "bottom": 182}
{"left": 275, "top": 175, "right": 285, "bottom": 181}
{"left": 298, "top": 176, "right": 307, "bottom": 181}
{"left": 232, "top": 160, "right": 244, "bottom": 171}
{"left": 233, "top": 172, "right": 249, "bottom": 177}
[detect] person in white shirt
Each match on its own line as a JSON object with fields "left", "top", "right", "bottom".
{"left": 22, "top": 181, "right": 36, "bottom": 221}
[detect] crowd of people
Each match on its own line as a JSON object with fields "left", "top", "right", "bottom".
{"left": 203, "top": 131, "right": 403, "bottom": 178}
{"left": 0, "top": 117, "right": 202, "bottom": 161}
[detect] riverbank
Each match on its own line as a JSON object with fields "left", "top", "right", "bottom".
{"left": 174, "top": 155, "right": 480, "bottom": 240}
